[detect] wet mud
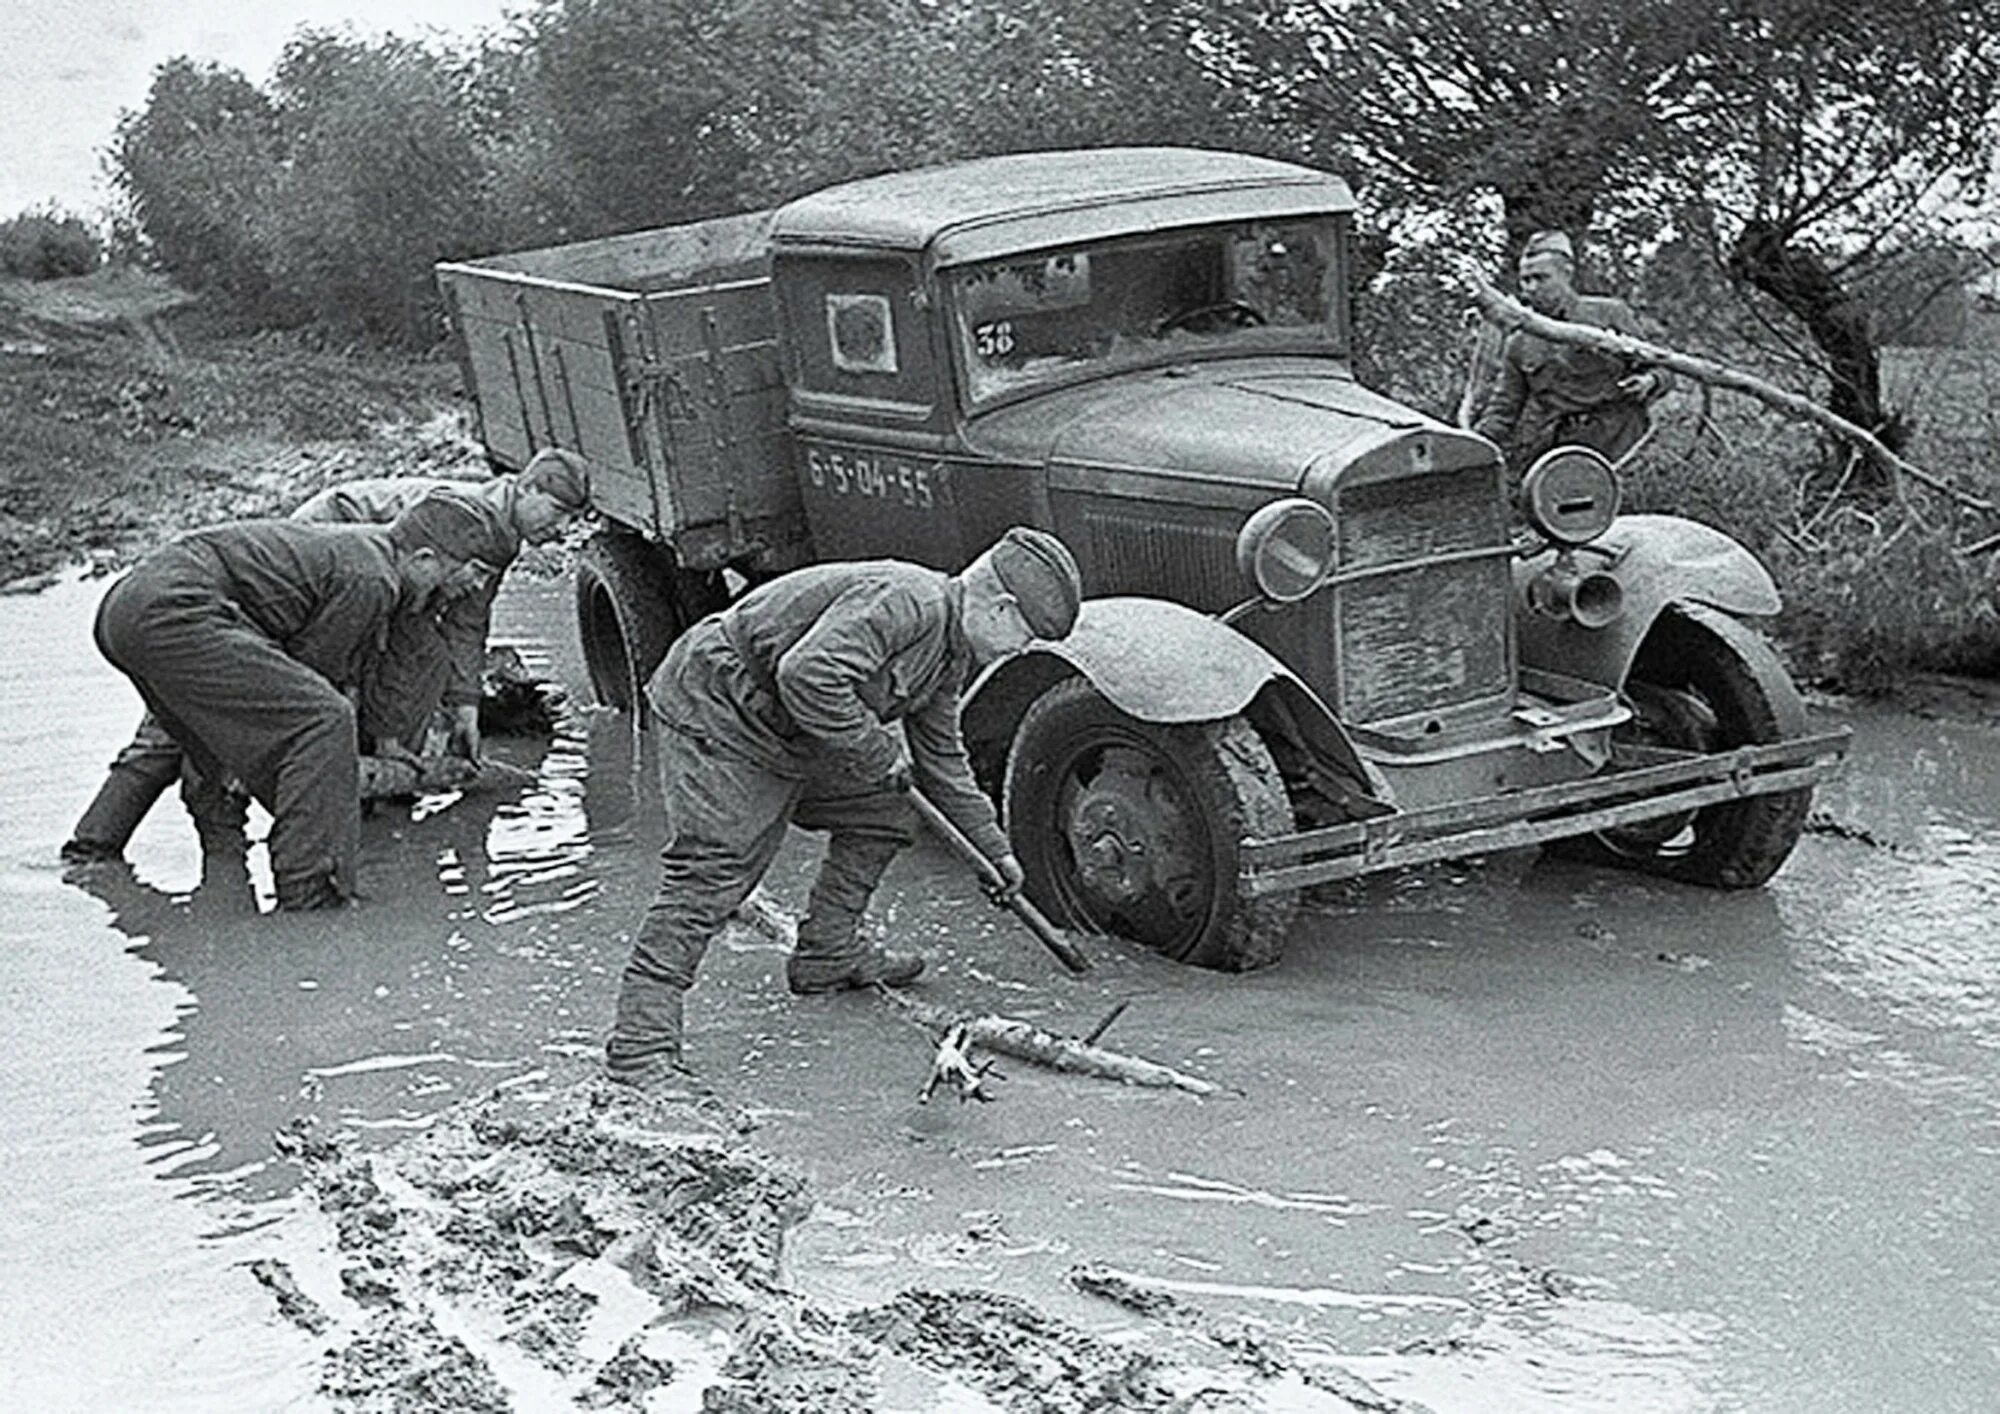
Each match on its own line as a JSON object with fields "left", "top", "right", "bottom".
{"left": 268, "top": 1073, "right": 1414, "bottom": 1413}
{"left": 7, "top": 577, "right": 2000, "bottom": 1412}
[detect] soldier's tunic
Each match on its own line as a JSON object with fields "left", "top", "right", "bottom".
{"left": 69, "top": 478, "right": 515, "bottom": 858}
{"left": 1473, "top": 293, "right": 1666, "bottom": 467}
{"left": 609, "top": 561, "right": 1008, "bottom": 1069}
{"left": 92, "top": 521, "right": 410, "bottom": 908}
{"left": 293, "top": 477, "right": 524, "bottom": 717}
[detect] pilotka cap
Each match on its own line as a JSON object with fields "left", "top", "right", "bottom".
{"left": 390, "top": 491, "right": 507, "bottom": 566}
{"left": 1521, "top": 230, "right": 1575, "bottom": 264}
{"left": 521, "top": 448, "right": 591, "bottom": 512}
{"left": 990, "top": 526, "right": 1083, "bottom": 639}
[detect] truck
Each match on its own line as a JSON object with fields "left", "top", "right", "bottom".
{"left": 436, "top": 146, "right": 1849, "bottom": 972}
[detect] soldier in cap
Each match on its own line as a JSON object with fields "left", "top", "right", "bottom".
{"left": 607, "top": 526, "right": 1085, "bottom": 1090}
{"left": 64, "top": 450, "right": 591, "bottom": 864}
{"left": 1473, "top": 230, "right": 1670, "bottom": 468}
{"left": 90, "top": 496, "right": 493, "bottom": 909}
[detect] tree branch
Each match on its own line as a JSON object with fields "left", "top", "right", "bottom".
{"left": 1456, "top": 260, "right": 1996, "bottom": 521}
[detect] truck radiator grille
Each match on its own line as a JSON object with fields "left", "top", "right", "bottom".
{"left": 1335, "top": 466, "right": 1510, "bottom": 723}
{"left": 1079, "top": 507, "right": 1241, "bottom": 613}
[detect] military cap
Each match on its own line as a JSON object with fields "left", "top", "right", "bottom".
{"left": 990, "top": 526, "right": 1083, "bottom": 639}
{"left": 1520, "top": 230, "right": 1575, "bottom": 264}
{"left": 520, "top": 448, "right": 591, "bottom": 513}
{"left": 388, "top": 490, "right": 507, "bottom": 566}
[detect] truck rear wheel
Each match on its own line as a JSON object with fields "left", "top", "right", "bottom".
{"left": 1003, "top": 678, "right": 1297, "bottom": 972}
{"left": 574, "top": 531, "right": 721, "bottom": 715}
{"left": 1554, "top": 605, "right": 1813, "bottom": 887}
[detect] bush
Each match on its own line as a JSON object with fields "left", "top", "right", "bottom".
{"left": 0, "top": 209, "right": 103, "bottom": 279}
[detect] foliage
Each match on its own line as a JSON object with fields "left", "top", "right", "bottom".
{"left": 107, "top": 59, "right": 284, "bottom": 308}
{"left": 260, "top": 32, "right": 503, "bottom": 344}
{"left": 728, "top": 0, "right": 1245, "bottom": 204}
{"left": 0, "top": 208, "right": 103, "bottom": 280}
{"left": 494, "top": 0, "right": 776, "bottom": 235}
{"left": 1195, "top": 0, "right": 1702, "bottom": 243}
{"left": 1855, "top": 245, "right": 1976, "bottom": 349}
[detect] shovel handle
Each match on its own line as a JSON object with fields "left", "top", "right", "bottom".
{"left": 905, "top": 788, "right": 1091, "bottom": 975}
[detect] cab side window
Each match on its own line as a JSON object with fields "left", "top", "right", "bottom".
{"left": 781, "top": 256, "right": 935, "bottom": 416}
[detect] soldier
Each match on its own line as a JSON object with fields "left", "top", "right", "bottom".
{"left": 62, "top": 449, "right": 590, "bottom": 864}
{"left": 91, "top": 497, "right": 495, "bottom": 909}
{"left": 607, "top": 526, "right": 1084, "bottom": 1091}
{"left": 1473, "top": 231, "right": 1670, "bottom": 468}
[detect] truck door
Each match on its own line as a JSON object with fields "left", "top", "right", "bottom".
{"left": 776, "top": 254, "right": 979, "bottom": 569}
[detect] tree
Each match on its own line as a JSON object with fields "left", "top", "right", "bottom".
{"left": 730, "top": 0, "right": 1246, "bottom": 204}
{"left": 107, "top": 59, "right": 284, "bottom": 307}
{"left": 1203, "top": 0, "right": 2000, "bottom": 484}
{"left": 261, "top": 31, "right": 502, "bottom": 343}
{"left": 1199, "top": 0, "right": 1705, "bottom": 255}
{"left": 497, "top": 0, "right": 795, "bottom": 235}
{"left": 1680, "top": 0, "right": 2000, "bottom": 457}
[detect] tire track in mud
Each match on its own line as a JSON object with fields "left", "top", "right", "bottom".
{"left": 262, "top": 1075, "right": 1424, "bottom": 1412}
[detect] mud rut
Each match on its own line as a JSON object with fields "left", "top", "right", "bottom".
{"left": 257, "top": 1073, "right": 1426, "bottom": 1413}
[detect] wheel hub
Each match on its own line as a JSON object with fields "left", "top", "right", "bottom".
{"left": 1064, "top": 748, "right": 1204, "bottom": 922}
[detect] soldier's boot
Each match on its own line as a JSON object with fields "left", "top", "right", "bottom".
{"left": 786, "top": 833, "right": 925, "bottom": 995}
{"left": 605, "top": 973, "right": 708, "bottom": 1097}
{"left": 184, "top": 768, "right": 251, "bottom": 859}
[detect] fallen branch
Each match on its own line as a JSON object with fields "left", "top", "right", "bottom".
{"left": 731, "top": 890, "right": 1232, "bottom": 1098}
{"left": 1456, "top": 261, "right": 1998, "bottom": 527}
{"left": 881, "top": 989, "right": 1232, "bottom": 1098}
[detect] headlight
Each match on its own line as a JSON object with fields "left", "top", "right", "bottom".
{"left": 1520, "top": 447, "right": 1619, "bottom": 546}
{"left": 1235, "top": 497, "right": 1336, "bottom": 603}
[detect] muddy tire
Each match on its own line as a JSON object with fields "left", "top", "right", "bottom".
{"left": 574, "top": 531, "right": 721, "bottom": 715}
{"left": 1554, "top": 604, "right": 1812, "bottom": 887}
{"left": 1003, "top": 678, "right": 1297, "bottom": 971}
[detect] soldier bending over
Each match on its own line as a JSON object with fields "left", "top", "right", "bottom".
{"left": 607, "top": 527, "right": 1084, "bottom": 1091}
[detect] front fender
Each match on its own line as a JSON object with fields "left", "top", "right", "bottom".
{"left": 962, "top": 596, "right": 1381, "bottom": 796}
{"left": 1515, "top": 513, "right": 1781, "bottom": 688}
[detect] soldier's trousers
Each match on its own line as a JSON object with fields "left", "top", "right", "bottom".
{"left": 72, "top": 608, "right": 452, "bottom": 858}
{"left": 608, "top": 622, "right": 915, "bottom": 1070}
{"left": 94, "top": 563, "right": 360, "bottom": 910}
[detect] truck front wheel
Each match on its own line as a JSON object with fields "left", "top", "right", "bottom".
{"left": 1003, "top": 678, "right": 1297, "bottom": 972}
{"left": 1557, "top": 604, "right": 1813, "bottom": 887}
{"left": 574, "top": 531, "right": 721, "bottom": 715}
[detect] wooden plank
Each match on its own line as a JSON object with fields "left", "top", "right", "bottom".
{"left": 646, "top": 279, "right": 777, "bottom": 350}
{"left": 461, "top": 209, "right": 775, "bottom": 291}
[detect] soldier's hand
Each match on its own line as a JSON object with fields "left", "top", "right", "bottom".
{"left": 985, "top": 852, "right": 1026, "bottom": 903}
{"left": 1618, "top": 371, "right": 1658, "bottom": 399}
{"left": 885, "top": 751, "right": 914, "bottom": 795}
{"left": 446, "top": 703, "right": 483, "bottom": 761}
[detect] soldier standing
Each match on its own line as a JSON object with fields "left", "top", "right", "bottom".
{"left": 607, "top": 527, "right": 1083, "bottom": 1091}
{"left": 90, "top": 498, "right": 492, "bottom": 909}
{"left": 1473, "top": 231, "right": 1670, "bottom": 468}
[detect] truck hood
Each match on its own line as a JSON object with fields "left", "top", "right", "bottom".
{"left": 964, "top": 360, "right": 1492, "bottom": 495}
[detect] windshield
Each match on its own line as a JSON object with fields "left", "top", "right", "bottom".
{"left": 946, "top": 217, "right": 1345, "bottom": 406}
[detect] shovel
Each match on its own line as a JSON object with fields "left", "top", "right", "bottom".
{"left": 904, "top": 787, "right": 1091, "bottom": 975}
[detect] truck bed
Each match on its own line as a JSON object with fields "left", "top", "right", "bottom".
{"left": 437, "top": 209, "right": 801, "bottom": 570}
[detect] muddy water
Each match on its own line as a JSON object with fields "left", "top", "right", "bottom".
{"left": 3, "top": 570, "right": 1996, "bottom": 1411}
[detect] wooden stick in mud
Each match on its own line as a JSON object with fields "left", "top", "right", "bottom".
{"left": 1457, "top": 261, "right": 1999, "bottom": 525}
{"left": 880, "top": 990, "right": 1232, "bottom": 1098}
{"left": 730, "top": 891, "right": 1231, "bottom": 1098}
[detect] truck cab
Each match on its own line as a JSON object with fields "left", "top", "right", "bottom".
{"left": 438, "top": 148, "right": 1848, "bottom": 972}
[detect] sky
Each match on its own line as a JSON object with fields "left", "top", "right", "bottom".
{"left": 0, "top": 1, "right": 517, "bottom": 219}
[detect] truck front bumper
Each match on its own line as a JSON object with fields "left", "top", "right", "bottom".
{"left": 1238, "top": 728, "right": 1851, "bottom": 896}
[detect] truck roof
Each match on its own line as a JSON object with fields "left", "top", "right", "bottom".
{"left": 772, "top": 147, "right": 1355, "bottom": 266}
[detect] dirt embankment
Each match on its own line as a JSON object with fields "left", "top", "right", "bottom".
{"left": 259, "top": 1074, "right": 1425, "bottom": 1413}
{"left": 1, "top": 269, "right": 482, "bottom": 589}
